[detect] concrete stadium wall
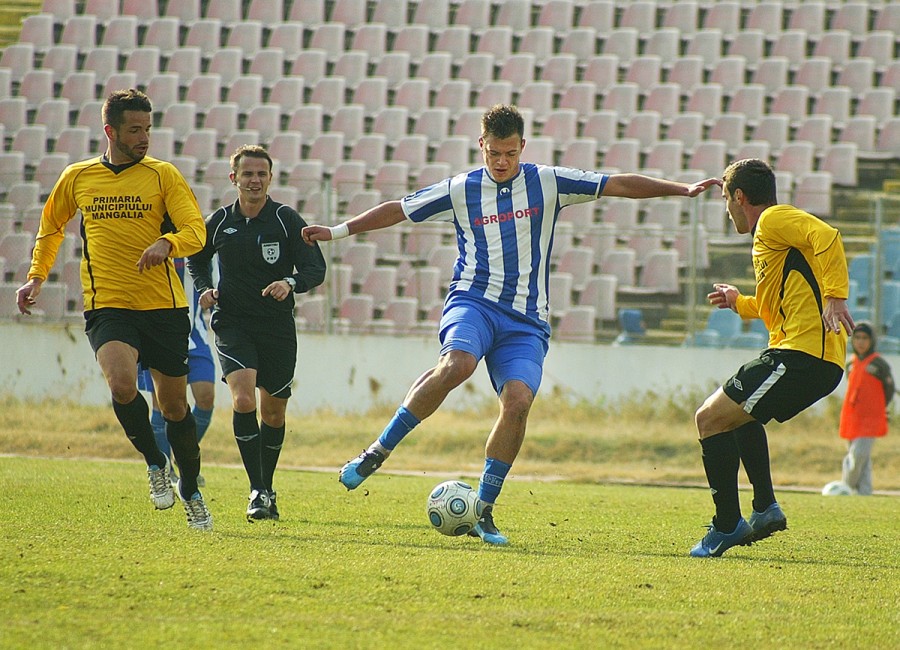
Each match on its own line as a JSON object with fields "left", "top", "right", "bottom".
{"left": 3, "top": 321, "right": 888, "bottom": 414}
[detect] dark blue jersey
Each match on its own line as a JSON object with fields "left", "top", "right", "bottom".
{"left": 187, "top": 198, "right": 326, "bottom": 319}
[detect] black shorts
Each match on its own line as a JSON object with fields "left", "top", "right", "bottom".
{"left": 85, "top": 307, "right": 190, "bottom": 377}
{"left": 723, "top": 349, "right": 843, "bottom": 424}
{"left": 210, "top": 311, "right": 297, "bottom": 398}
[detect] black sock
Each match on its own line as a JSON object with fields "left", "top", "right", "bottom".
{"left": 113, "top": 393, "right": 166, "bottom": 468}
{"left": 260, "top": 422, "right": 285, "bottom": 492}
{"left": 733, "top": 421, "right": 776, "bottom": 513}
{"left": 700, "top": 432, "right": 742, "bottom": 532}
{"left": 167, "top": 411, "right": 200, "bottom": 498}
{"left": 234, "top": 410, "right": 264, "bottom": 491}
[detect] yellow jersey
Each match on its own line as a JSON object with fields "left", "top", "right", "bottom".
{"left": 28, "top": 155, "right": 205, "bottom": 311}
{"left": 735, "top": 204, "right": 848, "bottom": 367}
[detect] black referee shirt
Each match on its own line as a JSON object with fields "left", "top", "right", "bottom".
{"left": 187, "top": 198, "right": 326, "bottom": 318}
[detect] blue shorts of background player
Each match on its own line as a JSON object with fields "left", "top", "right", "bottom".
{"left": 138, "top": 338, "right": 216, "bottom": 482}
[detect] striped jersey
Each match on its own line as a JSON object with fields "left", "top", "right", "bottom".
{"left": 401, "top": 163, "right": 609, "bottom": 326}
{"left": 734, "top": 204, "right": 849, "bottom": 367}
{"left": 28, "top": 155, "right": 205, "bottom": 311}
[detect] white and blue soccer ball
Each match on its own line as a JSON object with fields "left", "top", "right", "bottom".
{"left": 426, "top": 480, "right": 482, "bottom": 536}
{"left": 821, "top": 480, "right": 853, "bottom": 496}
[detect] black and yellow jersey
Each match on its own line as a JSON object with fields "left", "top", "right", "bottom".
{"left": 735, "top": 204, "right": 849, "bottom": 367}
{"left": 28, "top": 155, "right": 205, "bottom": 311}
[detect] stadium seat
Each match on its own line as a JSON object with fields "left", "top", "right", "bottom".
{"left": 578, "top": 274, "right": 617, "bottom": 321}
{"left": 602, "top": 28, "right": 639, "bottom": 67}
{"left": 704, "top": 308, "right": 743, "bottom": 341}
{"left": 793, "top": 57, "right": 832, "bottom": 96}
{"left": 334, "top": 51, "right": 369, "bottom": 91}
{"left": 141, "top": 16, "right": 178, "bottom": 56}
{"left": 248, "top": 49, "right": 286, "bottom": 90}
{"left": 614, "top": 308, "right": 645, "bottom": 345}
{"left": 372, "top": 161, "right": 410, "bottom": 198}
{"left": 556, "top": 306, "right": 596, "bottom": 344}
{"left": 601, "top": 198, "right": 639, "bottom": 230}
{"left": 771, "top": 30, "right": 807, "bottom": 70}
{"left": 702, "top": 1, "right": 740, "bottom": 34}
{"left": 433, "top": 80, "right": 472, "bottom": 116}
{"left": 625, "top": 56, "right": 663, "bottom": 95}
{"left": 518, "top": 27, "right": 555, "bottom": 62}
{"left": 59, "top": 15, "right": 96, "bottom": 52}
{"left": 309, "top": 77, "right": 347, "bottom": 112}
{"left": 634, "top": 250, "right": 680, "bottom": 294}
{"left": 667, "top": 113, "right": 704, "bottom": 154}
{"left": 820, "top": 143, "right": 858, "bottom": 187}
{"left": 11, "top": 125, "right": 48, "bottom": 160}
{"left": 727, "top": 85, "right": 766, "bottom": 127}
{"left": 353, "top": 77, "right": 389, "bottom": 116}
{"left": 560, "top": 27, "right": 598, "bottom": 63}
{"left": 776, "top": 142, "right": 816, "bottom": 179}
{"left": 361, "top": 266, "right": 399, "bottom": 311}
{"left": 794, "top": 172, "right": 833, "bottom": 218}
{"left": 287, "top": 105, "right": 324, "bottom": 141}
{"left": 875, "top": 118, "right": 900, "bottom": 159}
{"left": 379, "top": 297, "right": 419, "bottom": 336}
{"left": 375, "top": 52, "right": 412, "bottom": 90}
{"left": 840, "top": 116, "right": 878, "bottom": 153}
{"left": 557, "top": 247, "right": 595, "bottom": 292}
{"left": 644, "top": 29, "right": 680, "bottom": 66}
{"left": 643, "top": 83, "right": 681, "bottom": 124}
{"left": 577, "top": 0, "right": 615, "bottom": 32}
{"left": 582, "top": 55, "right": 619, "bottom": 94}
{"left": 624, "top": 112, "right": 661, "bottom": 152}
{"left": 686, "top": 30, "right": 723, "bottom": 70}
{"left": 41, "top": 44, "right": 78, "bottom": 84}
{"left": 392, "top": 24, "right": 429, "bottom": 64}
{"left": 728, "top": 30, "right": 766, "bottom": 72}
{"left": 644, "top": 141, "right": 684, "bottom": 178}
{"left": 19, "top": 70, "right": 53, "bottom": 110}
{"left": 295, "top": 294, "right": 327, "bottom": 332}
{"left": 267, "top": 78, "right": 304, "bottom": 118}
{"left": 857, "top": 88, "right": 896, "bottom": 125}
{"left": 181, "top": 129, "right": 218, "bottom": 163}
{"left": 185, "top": 75, "right": 223, "bottom": 113}
{"left": 267, "top": 23, "right": 303, "bottom": 60}
{"left": 33, "top": 99, "right": 70, "bottom": 136}
{"left": 102, "top": 15, "right": 138, "bottom": 54}
{"left": 559, "top": 139, "right": 599, "bottom": 170}
{"left": 601, "top": 83, "right": 640, "bottom": 124}
{"left": 308, "top": 133, "right": 344, "bottom": 174}
{"left": 517, "top": 82, "right": 555, "bottom": 123}
{"left": 245, "top": 105, "right": 281, "bottom": 143}
{"left": 416, "top": 53, "right": 452, "bottom": 92}
{"left": 54, "top": 127, "right": 91, "bottom": 160}
{"left": 17, "top": 16, "right": 52, "bottom": 55}
{"left": 813, "top": 31, "right": 851, "bottom": 69}
{"left": 203, "top": 103, "right": 239, "bottom": 139}
{"left": 684, "top": 84, "right": 723, "bottom": 125}
{"left": 769, "top": 87, "right": 810, "bottom": 126}
{"left": 291, "top": 50, "right": 327, "bottom": 87}
{"left": 350, "top": 134, "right": 388, "bottom": 171}
{"left": 600, "top": 249, "right": 637, "bottom": 288}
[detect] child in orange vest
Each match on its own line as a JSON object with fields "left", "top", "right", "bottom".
{"left": 838, "top": 322, "right": 894, "bottom": 495}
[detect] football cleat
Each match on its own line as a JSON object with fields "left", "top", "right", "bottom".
{"left": 246, "top": 489, "right": 271, "bottom": 521}
{"left": 468, "top": 504, "right": 508, "bottom": 546}
{"left": 177, "top": 480, "right": 213, "bottom": 531}
{"left": 339, "top": 449, "right": 386, "bottom": 490}
{"left": 267, "top": 491, "right": 280, "bottom": 521}
{"left": 746, "top": 502, "right": 787, "bottom": 543}
{"left": 148, "top": 459, "right": 176, "bottom": 510}
{"left": 689, "top": 518, "right": 752, "bottom": 557}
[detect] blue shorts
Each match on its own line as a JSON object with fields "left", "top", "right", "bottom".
{"left": 439, "top": 295, "right": 549, "bottom": 396}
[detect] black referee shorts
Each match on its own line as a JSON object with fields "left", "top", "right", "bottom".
{"left": 722, "top": 348, "right": 843, "bottom": 424}
{"left": 210, "top": 311, "right": 297, "bottom": 398}
{"left": 85, "top": 307, "right": 190, "bottom": 377}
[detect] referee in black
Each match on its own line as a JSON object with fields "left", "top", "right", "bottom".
{"left": 188, "top": 145, "right": 326, "bottom": 521}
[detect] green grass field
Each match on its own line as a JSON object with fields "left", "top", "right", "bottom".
{"left": 2, "top": 456, "right": 897, "bottom": 649}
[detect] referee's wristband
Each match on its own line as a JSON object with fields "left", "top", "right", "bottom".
{"left": 329, "top": 223, "right": 350, "bottom": 240}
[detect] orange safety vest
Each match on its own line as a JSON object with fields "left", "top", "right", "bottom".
{"left": 839, "top": 354, "right": 888, "bottom": 440}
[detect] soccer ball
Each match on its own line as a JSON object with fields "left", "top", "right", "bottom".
{"left": 821, "top": 480, "right": 853, "bottom": 496}
{"left": 426, "top": 480, "right": 482, "bottom": 536}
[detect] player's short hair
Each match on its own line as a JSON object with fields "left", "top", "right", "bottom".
{"left": 481, "top": 104, "right": 525, "bottom": 140}
{"left": 722, "top": 158, "right": 777, "bottom": 205}
{"left": 230, "top": 144, "right": 273, "bottom": 173}
{"left": 102, "top": 89, "right": 152, "bottom": 130}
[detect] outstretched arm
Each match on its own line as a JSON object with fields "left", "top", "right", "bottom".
{"left": 602, "top": 174, "right": 721, "bottom": 199}
{"left": 302, "top": 200, "right": 407, "bottom": 244}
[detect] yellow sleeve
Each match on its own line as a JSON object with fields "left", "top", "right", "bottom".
{"left": 735, "top": 294, "right": 760, "bottom": 319}
{"left": 817, "top": 230, "right": 849, "bottom": 300}
{"left": 771, "top": 209, "right": 850, "bottom": 300}
{"left": 27, "top": 169, "right": 78, "bottom": 281}
{"left": 158, "top": 164, "right": 205, "bottom": 258}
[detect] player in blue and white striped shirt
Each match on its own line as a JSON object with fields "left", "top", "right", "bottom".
{"left": 303, "top": 105, "right": 719, "bottom": 544}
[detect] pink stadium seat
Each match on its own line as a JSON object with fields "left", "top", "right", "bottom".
{"left": 454, "top": 0, "right": 491, "bottom": 31}
{"left": 331, "top": 105, "right": 365, "bottom": 145}
{"left": 560, "top": 27, "right": 598, "bottom": 63}
{"left": 434, "top": 136, "right": 471, "bottom": 174}
{"left": 777, "top": 142, "right": 816, "bottom": 178}
{"left": 246, "top": 0, "right": 283, "bottom": 22}
{"left": 663, "top": 1, "right": 698, "bottom": 35}
{"left": 517, "top": 82, "right": 555, "bottom": 123}
{"left": 376, "top": 52, "right": 412, "bottom": 90}
{"left": 291, "top": 50, "right": 327, "bottom": 87}
{"left": 840, "top": 116, "right": 877, "bottom": 153}
{"left": 336, "top": 294, "right": 375, "bottom": 334}
{"left": 580, "top": 55, "right": 617, "bottom": 95}
{"left": 601, "top": 140, "right": 640, "bottom": 176}
{"left": 392, "top": 25, "right": 429, "bottom": 64}
{"left": 142, "top": 17, "right": 179, "bottom": 56}
{"left": 392, "top": 135, "right": 429, "bottom": 170}
{"left": 121, "top": 0, "right": 159, "bottom": 22}
{"left": 686, "top": 30, "right": 723, "bottom": 70}
{"left": 667, "top": 113, "right": 705, "bottom": 153}
{"left": 434, "top": 25, "right": 471, "bottom": 60}
{"left": 34, "top": 99, "right": 70, "bottom": 136}
{"left": 684, "top": 84, "right": 723, "bottom": 125}
{"left": 308, "top": 133, "right": 345, "bottom": 173}
{"left": 541, "top": 55, "right": 578, "bottom": 94}
{"left": 857, "top": 88, "right": 896, "bottom": 125}
{"left": 813, "top": 31, "right": 851, "bottom": 69}
{"left": 645, "top": 29, "right": 680, "bottom": 67}
{"left": 54, "top": 127, "right": 91, "bottom": 160}
{"left": 770, "top": 87, "right": 810, "bottom": 126}
{"left": 341, "top": 242, "right": 378, "bottom": 288}
{"left": 267, "top": 23, "right": 303, "bottom": 60}
{"left": 548, "top": 271, "right": 574, "bottom": 313}
{"left": 640, "top": 84, "right": 679, "bottom": 125}
{"left": 727, "top": 84, "right": 766, "bottom": 127}
{"left": 579, "top": 274, "right": 617, "bottom": 321}
{"left": 559, "top": 138, "right": 599, "bottom": 170}
{"left": 752, "top": 57, "right": 790, "bottom": 96}
{"left": 813, "top": 87, "right": 851, "bottom": 129}
{"left": 310, "top": 77, "right": 347, "bottom": 111}
{"left": 635, "top": 250, "right": 680, "bottom": 294}
{"left": 124, "top": 47, "right": 161, "bottom": 82}
{"left": 372, "top": 162, "right": 410, "bottom": 198}
{"left": 601, "top": 83, "right": 640, "bottom": 124}
{"left": 837, "top": 59, "right": 875, "bottom": 95}
{"left": 208, "top": 48, "right": 243, "bottom": 86}
{"left": 417, "top": 52, "right": 452, "bottom": 91}
{"left": 331, "top": 0, "right": 367, "bottom": 28}
{"left": 295, "top": 295, "right": 327, "bottom": 332}
{"left": 288, "top": 105, "right": 324, "bottom": 141}
{"left": 410, "top": 0, "right": 449, "bottom": 30}
{"left": 334, "top": 51, "right": 369, "bottom": 91}
{"left": 309, "top": 23, "right": 346, "bottom": 63}
{"left": 601, "top": 198, "right": 639, "bottom": 229}
{"left": 734, "top": 141, "right": 772, "bottom": 164}
{"left": 404, "top": 265, "right": 442, "bottom": 311}
{"left": 874, "top": 4, "right": 900, "bottom": 32}
{"left": 413, "top": 108, "right": 451, "bottom": 145}
{"left": 625, "top": 56, "right": 663, "bottom": 95}
{"left": 350, "top": 134, "right": 388, "bottom": 170}
{"left": 380, "top": 298, "right": 419, "bottom": 335}
{"left": 203, "top": 103, "right": 239, "bottom": 139}
{"left": 268, "top": 78, "right": 304, "bottom": 117}
{"left": 416, "top": 163, "right": 452, "bottom": 188}
{"left": 145, "top": 73, "right": 179, "bottom": 112}
{"left": 623, "top": 111, "right": 661, "bottom": 153}
{"left": 688, "top": 141, "right": 727, "bottom": 178}
{"left": 794, "top": 171, "right": 833, "bottom": 217}
{"left": 59, "top": 15, "right": 96, "bottom": 52}
{"left": 17, "top": 16, "right": 52, "bottom": 55}
{"left": 268, "top": 133, "right": 303, "bottom": 172}
{"left": 728, "top": 30, "right": 765, "bottom": 71}
{"left": 394, "top": 78, "right": 431, "bottom": 118}
{"left": 433, "top": 80, "right": 472, "bottom": 116}
{"left": 875, "top": 118, "right": 900, "bottom": 159}
{"left": 820, "top": 143, "right": 858, "bottom": 187}
{"left": 245, "top": 105, "right": 280, "bottom": 143}
{"left": 537, "top": 0, "right": 575, "bottom": 32}
{"left": 285, "top": 160, "right": 325, "bottom": 196}
{"left": 41, "top": 44, "right": 78, "bottom": 84}
{"left": 644, "top": 141, "right": 684, "bottom": 178}
{"left": 476, "top": 26, "right": 514, "bottom": 64}
{"left": 556, "top": 306, "right": 596, "bottom": 343}
{"left": 789, "top": 2, "right": 825, "bottom": 39}
{"left": 518, "top": 27, "right": 555, "bottom": 62}
{"left": 542, "top": 110, "right": 579, "bottom": 149}
{"left": 372, "top": 107, "right": 410, "bottom": 143}
{"left": 248, "top": 49, "right": 286, "bottom": 89}
{"left": 600, "top": 249, "right": 637, "bottom": 289}
{"left": 602, "top": 28, "right": 640, "bottom": 67}
{"left": 628, "top": 224, "right": 664, "bottom": 265}
{"left": 205, "top": 0, "right": 241, "bottom": 26}
{"left": 577, "top": 0, "right": 614, "bottom": 31}
{"left": 6, "top": 180, "right": 41, "bottom": 214}
{"left": 793, "top": 57, "right": 832, "bottom": 96}
{"left": 753, "top": 114, "right": 791, "bottom": 153}
{"left": 102, "top": 15, "right": 138, "bottom": 54}
{"left": 20, "top": 70, "right": 53, "bottom": 110}
{"left": 289, "top": 0, "right": 323, "bottom": 24}
{"left": 361, "top": 266, "right": 399, "bottom": 311}
{"left": 621, "top": 0, "right": 657, "bottom": 37}
{"left": 11, "top": 125, "right": 48, "bottom": 160}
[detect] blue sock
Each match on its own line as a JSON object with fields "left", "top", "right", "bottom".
{"left": 150, "top": 408, "right": 170, "bottom": 459}
{"left": 478, "top": 457, "right": 512, "bottom": 505}
{"left": 193, "top": 406, "right": 213, "bottom": 443}
{"left": 376, "top": 405, "right": 420, "bottom": 451}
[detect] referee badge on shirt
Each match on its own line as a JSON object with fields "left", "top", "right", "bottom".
{"left": 262, "top": 242, "right": 280, "bottom": 264}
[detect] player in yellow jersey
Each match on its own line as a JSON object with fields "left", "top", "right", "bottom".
{"left": 690, "top": 158, "right": 854, "bottom": 557}
{"left": 15, "top": 89, "right": 213, "bottom": 530}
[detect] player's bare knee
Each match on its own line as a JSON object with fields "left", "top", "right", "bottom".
{"left": 435, "top": 354, "right": 476, "bottom": 388}
{"left": 231, "top": 393, "right": 257, "bottom": 413}
{"left": 110, "top": 384, "right": 138, "bottom": 405}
